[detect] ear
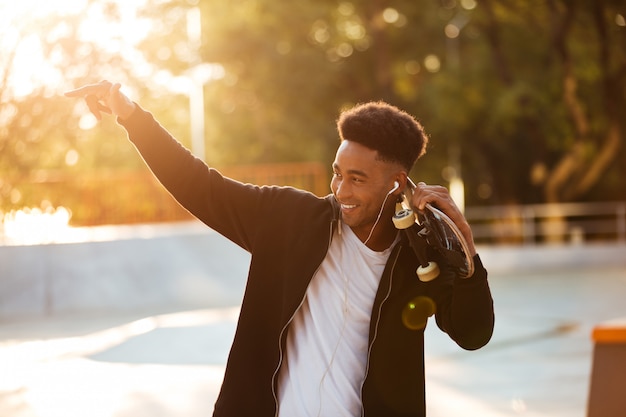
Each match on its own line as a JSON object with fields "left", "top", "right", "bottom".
{"left": 392, "top": 172, "right": 409, "bottom": 196}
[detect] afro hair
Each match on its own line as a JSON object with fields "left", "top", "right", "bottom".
{"left": 336, "top": 101, "right": 428, "bottom": 171}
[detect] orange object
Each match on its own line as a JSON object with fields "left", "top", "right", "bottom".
{"left": 592, "top": 319, "right": 626, "bottom": 343}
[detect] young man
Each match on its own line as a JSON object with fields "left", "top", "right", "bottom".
{"left": 66, "top": 81, "right": 494, "bottom": 417}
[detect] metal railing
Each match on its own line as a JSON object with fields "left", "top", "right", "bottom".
{"left": 3, "top": 165, "right": 625, "bottom": 246}
{"left": 465, "top": 201, "right": 626, "bottom": 245}
{"left": 1, "top": 163, "right": 329, "bottom": 227}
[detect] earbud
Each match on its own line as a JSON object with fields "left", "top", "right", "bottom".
{"left": 387, "top": 181, "right": 400, "bottom": 195}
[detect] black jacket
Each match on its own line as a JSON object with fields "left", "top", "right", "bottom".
{"left": 121, "top": 106, "right": 494, "bottom": 417}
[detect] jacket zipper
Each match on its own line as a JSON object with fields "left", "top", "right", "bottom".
{"left": 271, "top": 219, "right": 336, "bottom": 417}
{"left": 359, "top": 244, "right": 402, "bottom": 417}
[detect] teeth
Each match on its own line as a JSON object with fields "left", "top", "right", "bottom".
{"left": 342, "top": 204, "right": 356, "bottom": 209}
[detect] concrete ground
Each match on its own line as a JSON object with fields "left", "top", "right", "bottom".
{"left": 0, "top": 222, "right": 625, "bottom": 417}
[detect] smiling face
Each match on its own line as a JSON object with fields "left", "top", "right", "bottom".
{"left": 331, "top": 140, "right": 405, "bottom": 247}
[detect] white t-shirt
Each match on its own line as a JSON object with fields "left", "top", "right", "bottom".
{"left": 277, "top": 222, "right": 398, "bottom": 417}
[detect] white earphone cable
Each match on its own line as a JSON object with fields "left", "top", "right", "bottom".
{"left": 363, "top": 191, "right": 393, "bottom": 246}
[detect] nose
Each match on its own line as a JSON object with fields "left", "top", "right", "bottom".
{"left": 334, "top": 178, "right": 352, "bottom": 201}
{"left": 331, "top": 176, "right": 345, "bottom": 198}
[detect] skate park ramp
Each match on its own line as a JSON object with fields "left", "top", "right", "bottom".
{"left": 0, "top": 222, "right": 250, "bottom": 319}
{"left": 1, "top": 221, "right": 625, "bottom": 417}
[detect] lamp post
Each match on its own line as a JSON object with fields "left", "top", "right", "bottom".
{"left": 444, "top": 10, "right": 471, "bottom": 212}
{"left": 187, "top": 6, "right": 205, "bottom": 161}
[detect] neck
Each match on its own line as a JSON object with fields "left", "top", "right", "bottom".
{"left": 357, "top": 219, "right": 398, "bottom": 252}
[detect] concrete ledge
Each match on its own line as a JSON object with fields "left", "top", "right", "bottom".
{"left": 592, "top": 318, "right": 626, "bottom": 344}
{"left": 588, "top": 318, "right": 626, "bottom": 417}
{"left": 0, "top": 227, "right": 249, "bottom": 320}
{"left": 1, "top": 221, "right": 624, "bottom": 320}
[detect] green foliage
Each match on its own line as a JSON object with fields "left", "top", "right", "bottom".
{"left": 1, "top": 0, "right": 625, "bottom": 220}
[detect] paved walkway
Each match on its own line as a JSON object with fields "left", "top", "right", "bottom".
{"left": 1, "top": 223, "right": 625, "bottom": 417}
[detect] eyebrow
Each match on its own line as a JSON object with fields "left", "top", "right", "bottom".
{"left": 332, "top": 162, "right": 369, "bottom": 178}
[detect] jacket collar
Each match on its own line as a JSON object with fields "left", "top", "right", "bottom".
{"left": 324, "top": 194, "right": 342, "bottom": 235}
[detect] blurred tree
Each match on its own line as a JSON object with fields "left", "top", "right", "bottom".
{"left": 540, "top": 0, "right": 625, "bottom": 203}
{"left": 0, "top": 1, "right": 151, "bottom": 212}
{"left": 464, "top": 0, "right": 625, "bottom": 204}
{"left": 136, "top": 0, "right": 449, "bottom": 177}
{"left": 138, "top": 0, "right": 342, "bottom": 166}
{"left": 2, "top": 0, "right": 624, "bottom": 218}
{"left": 135, "top": 0, "right": 625, "bottom": 205}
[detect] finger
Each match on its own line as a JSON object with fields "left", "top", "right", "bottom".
{"left": 110, "top": 83, "right": 124, "bottom": 102}
{"left": 64, "top": 84, "right": 101, "bottom": 97}
{"left": 86, "top": 99, "right": 112, "bottom": 119}
{"left": 98, "top": 103, "right": 112, "bottom": 114}
{"left": 412, "top": 183, "right": 432, "bottom": 210}
{"left": 64, "top": 80, "right": 112, "bottom": 98}
{"left": 96, "top": 80, "right": 113, "bottom": 100}
{"left": 413, "top": 184, "right": 450, "bottom": 211}
{"left": 85, "top": 95, "right": 102, "bottom": 120}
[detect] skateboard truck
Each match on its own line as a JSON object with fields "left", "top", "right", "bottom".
{"left": 393, "top": 203, "right": 440, "bottom": 281}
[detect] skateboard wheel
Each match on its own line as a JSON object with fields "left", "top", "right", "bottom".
{"left": 417, "top": 262, "right": 440, "bottom": 282}
{"left": 393, "top": 209, "right": 415, "bottom": 229}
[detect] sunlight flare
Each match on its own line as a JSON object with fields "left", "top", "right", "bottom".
{"left": 2, "top": 0, "right": 151, "bottom": 97}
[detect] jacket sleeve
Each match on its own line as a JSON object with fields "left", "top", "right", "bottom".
{"left": 430, "top": 254, "right": 495, "bottom": 350}
{"left": 118, "top": 105, "right": 269, "bottom": 252}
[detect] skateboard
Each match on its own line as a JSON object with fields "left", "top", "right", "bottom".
{"left": 392, "top": 179, "right": 474, "bottom": 282}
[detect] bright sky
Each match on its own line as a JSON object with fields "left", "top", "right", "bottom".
{"left": 1, "top": 0, "right": 152, "bottom": 97}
